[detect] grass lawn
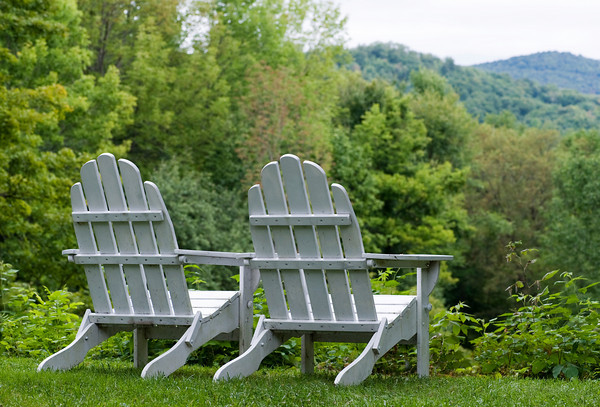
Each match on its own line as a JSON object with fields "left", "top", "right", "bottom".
{"left": 1, "top": 356, "right": 599, "bottom": 406}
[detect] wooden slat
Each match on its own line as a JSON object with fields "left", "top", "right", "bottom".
{"left": 248, "top": 185, "right": 288, "bottom": 319}
{"left": 249, "top": 214, "right": 350, "bottom": 226}
{"left": 331, "top": 183, "right": 377, "bottom": 321}
{"left": 249, "top": 258, "right": 368, "bottom": 270}
{"left": 70, "top": 183, "right": 112, "bottom": 313}
{"left": 80, "top": 159, "right": 131, "bottom": 314}
{"left": 97, "top": 154, "right": 152, "bottom": 315}
{"left": 118, "top": 160, "right": 174, "bottom": 315}
{"left": 264, "top": 320, "right": 380, "bottom": 332}
{"left": 72, "top": 211, "right": 163, "bottom": 222}
{"left": 281, "top": 155, "right": 332, "bottom": 321}
{"left": 144, "top": 181, "right": 192, "bottom": 315}
{"left": 73, "top": 254, "right": 179, "bottom": 265}
{"left": 304, "top": 161, "right": 355, "bottom": 321}
{"left": 261, "top": 161, "right": 310, "bottom": 320}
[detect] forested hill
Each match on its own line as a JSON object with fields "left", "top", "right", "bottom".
{"left": 350, "top": 43, "right": 600, "bottom": 132}
{"left": 474, "top": 52, "right": 600, "bottom": 95}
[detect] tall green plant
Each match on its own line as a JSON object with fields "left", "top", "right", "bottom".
{"left": 472, "top": 242, "right": 600, "bottom": 379}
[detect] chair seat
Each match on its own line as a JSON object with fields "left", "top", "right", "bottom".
{"left": 189, "top": 290, "right": 239, "bottom": 316}
{"left": 374, "top": 294, "right": 416, "bottom": 322}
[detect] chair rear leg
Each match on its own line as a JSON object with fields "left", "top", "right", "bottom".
{"left": 133, "top": 328, "right": 149, "bottom": 368}
{"left": 301, "top": 334, "right": 314, "bottom": 374}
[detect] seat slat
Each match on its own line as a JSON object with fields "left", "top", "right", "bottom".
{"left": 304, "top": 161, "right": 355, "bottom": 322}
{"left": 373, "top": 295, "right": 416, "bottom": 305}
{"left": 80, "top": 160, "right": 131, "bottom": 314}
{"left": 188, "top": 290, "right": 239, "bottom": 300}
{"left": 281, "top": 155, "right": 332, "bottom": 321}
{"left": 262, "top": 161, "right": 310, "bottom": 320}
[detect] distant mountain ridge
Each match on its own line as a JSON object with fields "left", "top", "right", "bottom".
{"left": 474, "top": 52, "right": 600, "bottom": 95}
{"left": 349, "top": 43, "right": 600, "bottom": 132}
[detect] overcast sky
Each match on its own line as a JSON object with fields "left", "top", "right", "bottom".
{"left": 337, "top": 0, "right": 600, "bottom": 65}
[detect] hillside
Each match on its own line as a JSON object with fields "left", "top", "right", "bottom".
{"left": 350, "top": 43, "right": 600, "bottom": 132}
{"left": 474, "top": 52, "right": 600, "bottom": 95}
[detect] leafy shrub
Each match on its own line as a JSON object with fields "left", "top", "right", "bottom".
{"left": 471, "top": 242, "right": 600, "bottom": 379}
{"left": 472, "top": 270, "right": 600, "bottom": 379}
{"left": 1, "top": 287, "right": 83, "bottom": 358}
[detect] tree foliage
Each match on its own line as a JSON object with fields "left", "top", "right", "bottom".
{"left": 332, "top": 74, "right": 469, "bottom": 258}
{"left": 350, "top": 43, "right": 600, "bottom": 133}
{"left": 449, "top": 120, "right": 559, "bottom": 318}
{"left": 5, "top": 0, "right": 600, "bottom": 324}
{"left": 542, "top": 131, "right": 600, "bottom": 295}
{"left": 0, "top": 0, "right": 132, "bottom": 289}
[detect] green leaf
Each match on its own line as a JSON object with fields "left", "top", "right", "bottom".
{"left": 563, "top": 364, "right": 579, "bottom": 379}
{"left": 552, "top": 364, "right": 563, "bottom": 378}
{"left": 541, "top": 269, "right": 560, "bottom": 281}
{"left": 532, "top": 359, "right": 547, "bottom": 374}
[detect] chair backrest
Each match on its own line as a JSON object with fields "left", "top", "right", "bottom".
{"left": 70, "top": 153, "right": 192, "bottom": 316}
{"left": 248, "top": 154, "right": 377, "bottom": 323}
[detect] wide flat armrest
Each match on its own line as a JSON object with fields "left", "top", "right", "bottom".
{"left": 365, "top": 253, "right": 453, "bottom": 269}
{"left": 175, "top": 249, "right": 255, "bottom": 267}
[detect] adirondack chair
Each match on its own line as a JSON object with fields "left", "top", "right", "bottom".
{"left": 37, "top": 153, "right": 257, "bottom": 378}
{"left": 214, "top": 154, "right": 453, "bottom": 385}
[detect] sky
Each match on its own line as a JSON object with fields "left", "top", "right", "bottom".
{"left": 337, "top": 0, "right": 600, "bottom": 66}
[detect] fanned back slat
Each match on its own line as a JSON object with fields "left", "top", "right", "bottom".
{"left": 80, "top": 159, "right": 131, "bottom": 314}
{"left": 70, "top": 183, "right": 112, "bottom": 313}
{"left": 303, "top": 162, "right": 355, "bottom": 321}
{"left": 97, "top": 154, "right": 152, "bottom": 314}
{"left": 248, "top": 185, "right": 288, "bottom": 319}
{"left": 332, "top": 184, "right": 377, "bottom": 321}
{"left": 145, "top": 182, "right": 192, "bottom": 315}
{"left": 117, "top": 159, "right": 169, "bottom": 315}
{"left": 280, "top": 155, "right": 332, "bottom": 321}
{"left": 261, "top": 162, "right": 310, "bottom": 320}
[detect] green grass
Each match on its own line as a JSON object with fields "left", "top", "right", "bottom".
{"left": 1, "top": 357, "right": 599, "bottom": 406}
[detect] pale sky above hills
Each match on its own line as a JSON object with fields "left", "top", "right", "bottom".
{"left": 338, "top": 0, "right": 600, "bottom": 65}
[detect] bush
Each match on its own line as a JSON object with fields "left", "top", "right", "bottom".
{"left": 472, "top": 269, "right": 600, "bottom": 379}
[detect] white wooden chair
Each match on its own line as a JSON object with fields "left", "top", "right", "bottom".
{"left": 37, "top": 153, "right": 257, "bottom": 378}
{"left": 214, "top": 154, "right": 452, "bottom": 385}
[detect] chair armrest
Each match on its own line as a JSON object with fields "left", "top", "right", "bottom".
{"left": 62, "top": 249, "right": 79, "bottom": 263}
{"left": 365, "top": 253, "right": 453, "bottom": 269}
{"left": 175, "top": 249, "right": 255, "bottom": 267}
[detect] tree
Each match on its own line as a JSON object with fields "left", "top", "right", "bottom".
{"left": 1, "top": 0, "right": 133, "bottom": 289}
{"left": 408, "top": 69, "right": 476, "bottom": 168}
{"left": 332, "top": 78, "right": 468, "bottom": 256}
{"left": 448, "top": 122, "right": 559, "bottom": 318}
{"left": 542, "top": 130, "right": 600, "bottom": 294}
